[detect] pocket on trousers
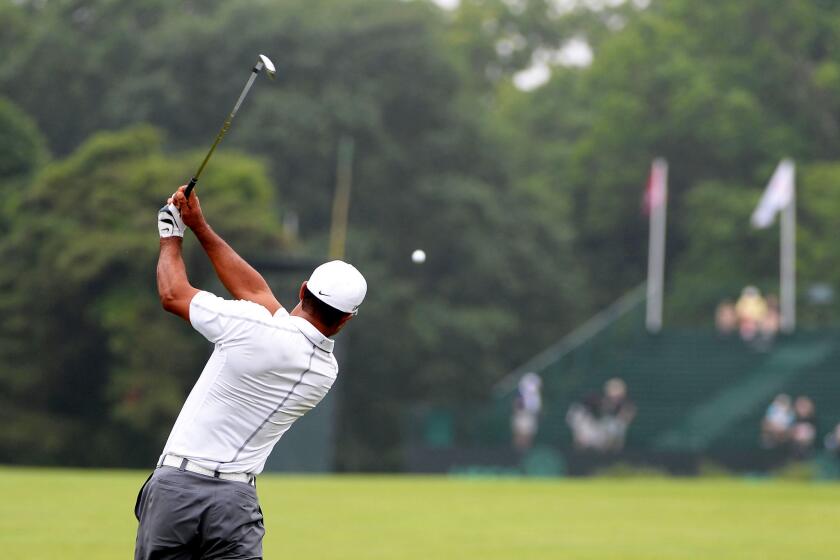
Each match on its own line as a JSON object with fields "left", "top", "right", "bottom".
{"left": 233, "top": 489, "right": 257, "bottom": 501}
{"left": 157, "top": 477, "right": 186, "bottom": 488}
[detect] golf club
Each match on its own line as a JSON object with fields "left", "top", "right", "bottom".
{"left": 183, "top": 54, "right": 276, "bottom": 199}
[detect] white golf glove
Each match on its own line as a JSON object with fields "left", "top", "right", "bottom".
{"left": 158, "top": 203, "right": 186, "bottom": 238}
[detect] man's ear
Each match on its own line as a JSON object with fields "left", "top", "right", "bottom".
{"left": 331, "top": 312, "right": 354, "bottom": 335}
{"left": 299, "top": 281, "right": 308, "bottom": 301}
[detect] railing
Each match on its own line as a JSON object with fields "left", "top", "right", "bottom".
{"left": 494, "top": 283, "right": 648, "bottom": 397}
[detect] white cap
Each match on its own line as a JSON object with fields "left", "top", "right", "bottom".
{"left": 306, "top": 260, "right": 367, "bottom": 314}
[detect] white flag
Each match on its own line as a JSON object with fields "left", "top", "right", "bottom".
{"left": 751, "top": 159, "right": 795, "bottom": 229}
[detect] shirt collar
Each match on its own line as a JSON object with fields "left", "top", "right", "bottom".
{"left": 289, "top": 316, "right": 335, "bottom": 353}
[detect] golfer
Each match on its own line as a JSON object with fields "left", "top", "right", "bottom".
{"left": 136, "top": 185, "right": 366, "bottom": 559}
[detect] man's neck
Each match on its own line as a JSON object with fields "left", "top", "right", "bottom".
{"left": 290, "top": 305, "right": 334, "bottom": 337}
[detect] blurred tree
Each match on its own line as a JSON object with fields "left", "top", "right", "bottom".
{"left": 114, "top": 0, "right": 589, "bottom": 468}
{"left": 444, "top": 0, "right": 641, "bottom": 92}
{"left": 665, "top": 181, "right": 776, "bottom": 322}
{"left": 668, "top": 163, "right": 840, "bottom": 325}
{"left": 0, "top": 0, "right": 187, "bottom": 155}
{"left": 0, "top": 97, "right": 47, "bottom": 178}
{"left": 0, "top": 96, "right": 48, "bottom": 221}
{"left": 9, "top": 0, "right": 840, "bottom": 470}
{"left": 0, "top": 1, "right": 33, "bottom": 66}
{"left": 0, "top": 125, "right": 285, "bottom": 465}
{"left": 490, "top": 0, "right": 840, "bottom": 311}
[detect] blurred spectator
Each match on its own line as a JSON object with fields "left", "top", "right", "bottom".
{"left": 790, "top": 396, "right": 817, "bottom": 458}
{"left": 566, "top": 378, "right": 636, "bottom": 453}
{"left": 755, "top": 295, "right": 781, "bottom": 351}
{"left": 761, "top": 393, "right": 794, "bottom": 448}
{"left": 824, "top": 424, "right": 840, "bottom": 456}
{"left": 735, "top": 286, "right": 768, "bottom": 341}
{"left": 566, "top": 393, "right": 606, "bottom": 451}
{"left": 717, "top": 288, "right": 781, "bottom": 348}
{"left": 601, "top": 378, "right": 637, "bottom": 452}
{"left": 715, "top": 300, "right": 738, "bottom": 335}
{"left": 511, "top": 372, "right": 542, "bottom": 451}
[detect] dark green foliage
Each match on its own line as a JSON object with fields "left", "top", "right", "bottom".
{"left": 0, "top": 0, "right": 587, "bottom": 470}
{"left": 0, "top": 97, "right": 47, "bottom": 181}
{"left": 487, "top": 0, "right": 840, "bottom": 312}
{"left": 2, "top": 0, "right": 840, "bottom": 469}
{"left": 0, "top": 126, "right": 284, "bottom": 465}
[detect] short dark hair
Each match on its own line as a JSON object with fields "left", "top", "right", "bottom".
{"left": 302, "top": 286, "right": 351, "bottom": 328}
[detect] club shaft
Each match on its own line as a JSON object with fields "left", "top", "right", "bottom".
{"left": 185, "top": 61, "right": 264, "bottom": 198}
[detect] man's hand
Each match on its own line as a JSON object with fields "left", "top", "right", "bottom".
{"left": 158, "top": 203, "right": 186, "bottom": 238}
{"left": 169, "top": 185, "right": 208, "bottom": 232}
{"left": 170, "top": 183, "right": 283, "bottom": 314}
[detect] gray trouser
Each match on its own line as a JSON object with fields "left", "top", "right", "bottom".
{"left": 134, "top": 467, "right": 264, "bottom": 560}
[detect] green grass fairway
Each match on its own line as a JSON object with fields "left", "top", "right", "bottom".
{"left": 1, "top": 467, "right": 839, "bottom": 559}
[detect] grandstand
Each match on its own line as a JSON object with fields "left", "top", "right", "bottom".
{"left": 406, "top": 286, "right": 840, "bottom": 475}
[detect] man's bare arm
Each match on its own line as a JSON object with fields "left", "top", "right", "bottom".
{"left": 157, "top": 237, "right": 200, "bottom": 321}
{"left": 192, "top": 221, "right": 283, "bottom": 314}
{"left": 170, "top": 186, "right": 282, "bottom": 314}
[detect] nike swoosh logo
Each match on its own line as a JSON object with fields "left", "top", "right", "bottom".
{"left": 318, "top": 290, "right": 331, "bottom": 297}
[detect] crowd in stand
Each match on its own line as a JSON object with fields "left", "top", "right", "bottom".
{"left": 565, "top": 378, "right": 636, "bottom": 453}
{"left": 510, "top": 375, "right": 638, "bottom": 455}
{"left": 510, "top": 304, "right": 839, "bottom": 469}
{"left": 716, "top": 286, "right": 780, "bottom": 349}
{"left": 510, "top": 370, "right": 840, "bottom": 466}
{"left": 761, "top": 393, "right": 829, "bottom": 459}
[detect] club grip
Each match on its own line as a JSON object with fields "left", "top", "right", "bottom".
{"left": 184, "top": 177, "right": 198, "bottom": 198}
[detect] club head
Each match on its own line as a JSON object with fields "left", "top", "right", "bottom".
{"left": 258, "top": 54, "right": 277, "bottom": 79}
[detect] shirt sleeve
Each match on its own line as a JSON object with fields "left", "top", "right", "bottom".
{"left": 189, "top": 290, "right": 273, "bottom": 344}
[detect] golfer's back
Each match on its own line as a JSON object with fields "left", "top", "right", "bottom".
{"left": 159, "top": 291, "right": 338, "bottom": 476}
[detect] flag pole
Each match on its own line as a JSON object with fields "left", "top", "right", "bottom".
{"left": 646, "top": 159, "right": 668, "bottom": 333}
{"left": 780, "top": 165, "right": 796, "bottom": 333}
{"left": 328, "top": 136, "right": 355, "bottom": 260}
{"left": 751, "top": 158, "right": 796, "bottom": 332}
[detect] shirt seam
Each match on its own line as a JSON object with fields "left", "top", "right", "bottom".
{"left": 225, "top": 345, "right": 319, "bottom": 467}
{"left": 192, "top": 299, "right": 298, "bottom": 335}
{"left": 192, "top": 294, "right": 333, "bottom": 352}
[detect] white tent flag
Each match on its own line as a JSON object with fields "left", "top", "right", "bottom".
{"left": 751, "top": 159, "right": 795, "bottom": 229}
{"left": 751, "top": 158, "right": 797, "bottom": 332}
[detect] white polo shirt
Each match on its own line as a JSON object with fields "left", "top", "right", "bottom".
{"left": 158, "top": 291, "right": 338, "bottom": 475}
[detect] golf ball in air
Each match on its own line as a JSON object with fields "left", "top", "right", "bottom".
{"left": 411, "top": 249, "right": 426, "bottom": 264}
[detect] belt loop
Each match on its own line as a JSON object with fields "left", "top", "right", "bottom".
{"left": 179, "top": 458, "right": 188, "bottom": 472}
{"left": 213, "top": 469, "right": 221, "bottom": 479}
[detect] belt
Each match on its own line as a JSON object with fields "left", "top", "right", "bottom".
{"left": 158, "top": 454, "right": 255, "bottom": 486}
